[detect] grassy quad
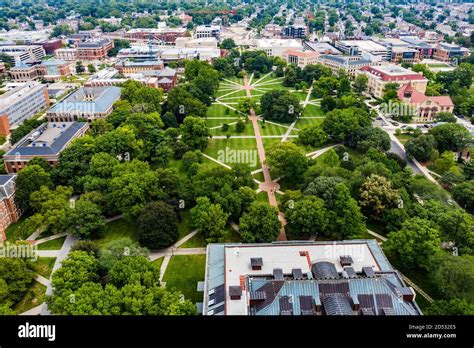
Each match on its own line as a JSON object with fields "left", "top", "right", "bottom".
{"left": 204, "top": 137, "right": 260, "bottom": 170}
{"left": 162, "top": 255, "right": 206, "bottom": 303}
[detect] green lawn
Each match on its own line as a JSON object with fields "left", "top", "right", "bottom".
{"left": 28, "top": 257, "right": 56, "bottom": 278}
{"left": 209, "top": 119, "right": 255, "bottom": 136}
{"left": 36, "top": 236, "right": 66, "bottom": 250}
{"left": 180, "top": 231, "right": 207, "bottom": 248}
{"left": 256, "top": 191, "right": 269, "bottom": 203}
{"left": 5, "top": 218, "right": 31, "bottom": 241}
{"left": 295, "top": 117, "right": 324, "bottom": 128}
{"left": 13, "top": 281, "right": 46, "bottom": 314}
{"left": 302, "top": 104, "right": 324, "bottom": 117}
{"left": 259, "top": 121, "right": 289, "bottom": 136}
{"left": 252, "top": 171, "right": 264, "bottom": 182}
{"left": 205, "top": 137, "right": 260, "bottom": 169}
{"left": 163, "top": 255, "right": 206, "bottom": 303}
{"left": 151, "top": 257, "right": 164, "bottom": 271}
{"left": 178, "top": 210, "right": 193, "bottom": 240}
{"left": 206, "top": 103, "right": 239, "bottom": 118}
{"left": 395, "top": 133, "right": 415, "bottom": 145}
{"left": 94, "top": 218, "right": 137, "bottom": 246}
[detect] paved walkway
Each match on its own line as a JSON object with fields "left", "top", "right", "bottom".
{"left": 33, "top": 232, "right": 68, "bottom": 245}
{"left": 19, "top": 304, "right": 43, "bottom": 316}
{"left": 243, "top": 73, "right": 287, "bottom": 241}
{"left": 41, "top": 234, "right": 79, "bottom": 315}
{"left": 281, "top": 83, "right": 313, "bottom": 142}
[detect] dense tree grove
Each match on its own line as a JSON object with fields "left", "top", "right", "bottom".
{"left": 48, "top": 248, "right": 195, "bottom": 315}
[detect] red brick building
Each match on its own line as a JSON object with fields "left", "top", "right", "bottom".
{"left": 0, "top": 175, "right": 21, "bottom": 241}
{"left": 76, "top": 39, "right": 114, "bottom": 61}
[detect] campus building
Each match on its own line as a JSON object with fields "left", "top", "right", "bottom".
{"left": 46, "top": 86, "right": 121, "bottom": 122}
{"left": 317, "top": 55, "right": 378, "bottom": 77}
{"left": 432, "top": 42, "right": 469, "bottom": 63}
{"left": 195, "top": 25, "right": 221, "bottom": 41}
{"left": 0, "top": 82, "right": 50, "bottom": 135}
{"left": 335, "top": 40, "right": 390, "bottom": 61}
{"left": 116, "top": 60, "right": 165, "bottom": 74}
{"left": 255, "top": 39, "right": 302, "bottom": 58}
{"left": 397, "top": 82, "right": 454, "bottom": 123}
{"left": 10, "top": 60, "right": 71, "bottom": 82}
{"left": 3, "top": 122, "right": 89, "bottom": 173}
{"left": 125, "top": 27, "right": 188, "bottom": 44}
{"left": 356, "top": 64, "right": 428, "bottom": 99}
{"left": 282, "top": 49, "right": 320, "bottom": 68}
{"left": 303, "top": 41, "right": 342, "bottom": 55}
{"left": 0, "top": 45, "right": 46, "bottom": 64}
{"left": 76, "top": 39, "right": 114, "bottom": 61}
{"left": 375, "top": 38, "right": 420, "bottom": 64}
{"left": 281, "top": 24, "right": 307, "bottom": 39}
{"left": 202, "top": 241, "right": 421, "bottom": 316}
{"left": 0, "top": 175, "right": 21, "bottom": 241}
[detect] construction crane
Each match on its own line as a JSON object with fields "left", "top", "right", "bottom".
{"left": 187, "top": 9, "right": 237, "bottom": 28}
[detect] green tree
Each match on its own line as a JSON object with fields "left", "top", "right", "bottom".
{"left": 322, "top": 107, "right": 372, "bottom": 142}
{"left": 285, "top": 196, "right": 328, "bottom": 238}
{"left": 353, "top": 74, "right": 368, "bottom": 94}
{"left": 51, "top": 251, "right": 99, "bottom": 293}
{"left": 220, "top": 38, "right": 236, "bottom": 49}
{"left": 0, "top": 257, "right": 34, "bottom": 305}
{"left": 431, "top": 254, "right": 474, "bottom": 301}
{"left": 298, "top": 125, "right": 328, "bottom": 148}
{"left": 14, "top": 165, "right": 52, "bottom": 212}
{"left": 452, "top": 180, "right": 474, "bottom": 211}
{"left": 180, "top": 116, "right": 210, "bottom": 151}
{"left": 266, "top": 142, "right": 308, "bottom": 185}
{"left": 359, "top": 175, "right": 401, "bottom": 218}
{"left": 87, "top": 63, "right": 96, "bottom": 74}
{"left": 239, "top": 202, "right": 281, "bottom": 243}
{"left": 384, "top": 217, "right": 441, "bottom": 270}
{"left": 429, "top": 123, "right": 472, "bottom": 153}
{"left": 137, "top": 201, "right": 179, "bottom": 249}
{"left": 405, "top": 134, "right": 437, "bottom": 162}
{"left": 63, "top": 197, "right": 106, "bottom": 240}
{"left": 191, "top": 197, "right": 229, "bottom": 243}
{"left": 260, "top": 90, "right": 302, "bottom": 123}
{"left": 349, "top": 127, "right": 390, "bottom": 153}
{"left": 75, "top": 61, "right": 85, "bottom": 74}
{"left": 326, "top": 183, "right": 366, "bottom": 239}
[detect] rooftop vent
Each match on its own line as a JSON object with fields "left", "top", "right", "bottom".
{"left": 228, "top": 286, "right": 242, "bottom": 300}
{"left": 339, "top": 255, "right": 354, "bottom": 267}
{"left": 299, "top": 296, "right": 315, "bottom": 316}
{"left": 362, "top": 266, "right": 376, "bottom": 278}
{"left": 400, "top": 287, "right": 415, "bottom": 302}
{"left": 273, "top": 268, "right": 284, "bottom": 280}
{"left": 292, "top": 268, "right": 303, "bottom": 280}
{"left": 279, "top": 296, "right": 293, "bottom": 315}
{"left": 344, "top": 267, "right": 357, "bottom": 279}
{"left": 250, "top": 257, "right": 263, "bottom": 270}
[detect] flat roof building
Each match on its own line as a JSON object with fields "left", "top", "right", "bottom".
{"left": 255, "top": 39, "right": 302, "bottom": 58}
{"left": 318, "top": 54, "right": 378, "bottom": 77}
{"left": 46, "top": 86, "right": 121, "bottom": 122}
{"left": 3, "top": 122, "right": 89, "bottom": 173}
{"left": 195, "top": 25, "right": 221, "bottom": 41}
{"left": 202, "top": 240, "right": 421, "bottom": 316}
{"left": 356, "top": 64, "right": 428, "bottom": 99}
{"left": 283, "top": 49, "right": 320, "bottom": 68}
{"left": 0, "top": 45, "right": 46, "bottom": 64}
{"left": 335, "top": 40, "right": 390, "bottom": 61}
{"left": 0, "top": 82, "right": 50, "bottom": 135}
